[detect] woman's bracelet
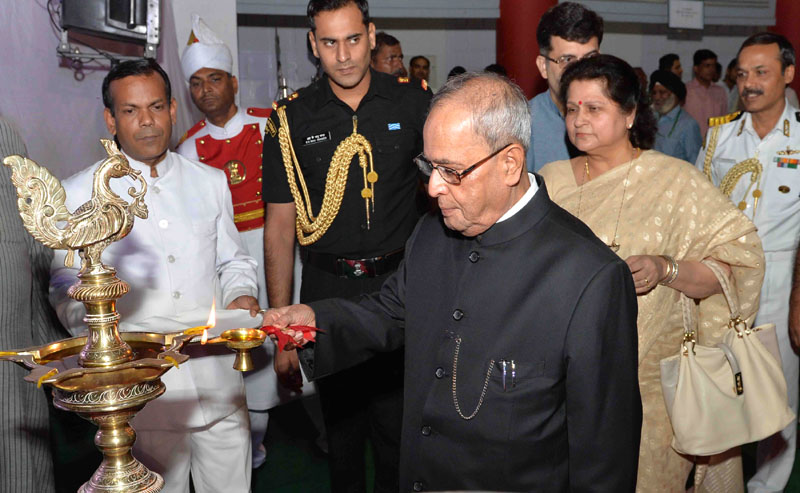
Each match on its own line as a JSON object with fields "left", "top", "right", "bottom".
{"left": 659, "top": 255, "right": 679, "bottom": 285}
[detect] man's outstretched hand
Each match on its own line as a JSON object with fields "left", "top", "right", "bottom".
{"left": 263, "top": 304, "right": 317, "bottom": 391}
{"left": 262, "top": 304, "right": 317, "bottom": 352}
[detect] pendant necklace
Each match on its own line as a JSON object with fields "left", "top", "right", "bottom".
{"left": 576, "top": 148, "right": 639, "bottom": 253}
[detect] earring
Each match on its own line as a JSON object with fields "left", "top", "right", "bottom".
{"left": 627, "top": 123, "right": 633, "bottom": 129}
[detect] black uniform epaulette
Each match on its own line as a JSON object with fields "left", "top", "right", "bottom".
{"left": 272, "top": 91, "right": 301, "bottom": 111}
{"left": 708, "top": 111, "right": 743, "bottom": 128}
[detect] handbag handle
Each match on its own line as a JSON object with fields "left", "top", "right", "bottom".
{"left": 678, "top": 262, "right": 746, "bottom": 395}
{"left": 701, "top": 259, "right": 749, "bottom": 335}
{"left": 679, "top": 292, "right": 697, "bottom": 353}
{"left": 678, "top": 259, "right": 742, "bottom": 349}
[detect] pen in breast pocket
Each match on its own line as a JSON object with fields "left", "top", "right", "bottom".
{"left": 499, "top": 359, "right": 508, "bottom": 391}
{"left": 511, "top": 360, "right": 516, "bottom": 388}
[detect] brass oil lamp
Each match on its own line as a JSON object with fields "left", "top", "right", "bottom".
{"left": 0, "top": 140, "right": 267, "bottom": 492}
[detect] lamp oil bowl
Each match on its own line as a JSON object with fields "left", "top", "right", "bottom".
{"left": 218, "top": 328, "right": 267, "bottom": 372}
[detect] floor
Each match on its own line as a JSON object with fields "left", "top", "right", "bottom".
{"left": 51, "top": 395, "right": 800, "bottom": 492}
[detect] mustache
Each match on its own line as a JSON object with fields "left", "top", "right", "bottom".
{"left": 741, "top": 88, "right": 764, "bottom": 98}
{"left": 135, "top": 130, "right": 163, "bottom": 140}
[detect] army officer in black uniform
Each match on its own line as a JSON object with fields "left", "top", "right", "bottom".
{"left": 261, "top": 1, "right": 431, "bottom": 491}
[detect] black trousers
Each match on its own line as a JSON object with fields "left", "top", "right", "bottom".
{"left": 301, "top": 260, "right": 403, "bottom": 493}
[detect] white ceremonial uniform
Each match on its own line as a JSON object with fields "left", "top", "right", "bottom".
{"left": 49, "top": 150, "right": 256, "bottom": 493}
{"left": 177, "top": 107, "right": 311, "bottom": 468}
{"left": 177, "top": 107, "right": 275, "bottom": 308}
{"left": 696, "top": 100, "right": 800, "bottom": 493}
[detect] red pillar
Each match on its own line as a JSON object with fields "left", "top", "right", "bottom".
{"left": 771, "top": 0, "right": 800, "bottom": 94}
{"left": 497, "top": 0, "right": 557, "bottom": 99}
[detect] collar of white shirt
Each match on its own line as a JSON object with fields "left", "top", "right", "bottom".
{"left": 121, "top": 149, "right": 174, "bottom": 185}
{"left": 742, "top": 98, "right": 796, "bottom": 139}
{"left": 497, "top": 172, "right": 538, "bottom": 223}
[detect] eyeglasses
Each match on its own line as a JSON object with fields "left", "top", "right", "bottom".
{"left": 414, "top": 143, "right": 513, "bottom": 185}
{"left": 542, "top": 51, "right": 599, "bottom": 67}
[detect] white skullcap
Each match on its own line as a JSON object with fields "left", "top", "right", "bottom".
{"left": 181, "top": 14, "right": 233, "bottom": 81}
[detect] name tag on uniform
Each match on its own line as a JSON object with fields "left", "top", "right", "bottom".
{"left": 775, "top": 156, "right": 800, "bottom": 169}
{"left": 387, "top": 122, "right": 401, "bottom": 131}
{"left": 303, "top": 132, "right": 331, "bottom": 146}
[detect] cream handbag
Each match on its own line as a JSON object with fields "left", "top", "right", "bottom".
{"left": 660, "top": 260, "right": 795, "bottom": 456}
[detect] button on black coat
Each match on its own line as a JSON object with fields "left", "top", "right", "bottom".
{"left": 302, "top": 177, "right": 642, "bottom": 492}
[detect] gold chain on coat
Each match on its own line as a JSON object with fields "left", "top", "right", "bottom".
{"left": 703, "top": 124, "right": 763, "bottom": 213}
{"left": 702, "top": 125, "right": 721, "bottom": 180}
{"left": 276, "top": 106, "right": 378, "bottom": 245}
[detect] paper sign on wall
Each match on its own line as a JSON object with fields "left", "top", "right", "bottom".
{"left": 669, "top": 0, "right": 704, "bottom": 30}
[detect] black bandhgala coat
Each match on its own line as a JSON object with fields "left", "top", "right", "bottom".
{"left": 302, "top": 176, "right": 642, "bottom": 492}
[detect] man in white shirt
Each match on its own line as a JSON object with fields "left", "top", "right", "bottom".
{"left": 49, "top": 59, "right": 257, "bottom": 493}
{"left": 698, "top": 32, "right": 800, "bottom": 493}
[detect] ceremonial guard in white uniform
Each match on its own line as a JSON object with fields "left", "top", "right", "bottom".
{"left": 696, "top": 32, "right": 800, "bottom": 493}
{"left": 176, "top": 15, "right": 309, "bottom": 469}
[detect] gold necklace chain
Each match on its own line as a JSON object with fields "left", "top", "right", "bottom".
{"left": 451, "top": 336, "right": 495, "bottom": 420}
{"left": 576, "top": 148, "right": 639, "bottom": 253}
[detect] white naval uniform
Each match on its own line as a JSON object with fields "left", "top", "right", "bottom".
{"left": 176, "top": 108, "right": 311, "bottom": 467}
{"left": 49, "top": 150, "right": 256, "bottom": 493}
{"left": 696, "top": 100, "right": 800, "bottom": 493}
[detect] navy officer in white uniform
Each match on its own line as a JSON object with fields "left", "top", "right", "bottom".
{"left": 697, "top": 32, "right": 800, "bottom": 493}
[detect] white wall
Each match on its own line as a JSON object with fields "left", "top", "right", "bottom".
{"left": 1, "top": 1, "right": 111, "bottom": 179}
{"left": 237, "top": 24, "right": 496, "bottom": 108}
{"left": 396, "top": 28, "right": 496, "bottom": 90}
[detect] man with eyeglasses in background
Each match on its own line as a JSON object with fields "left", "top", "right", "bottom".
{"left": 527, "top": 2, "right": 603, "bottom": 172}
{"left": 371, "top": 31, "right": 407, "bottom": 77}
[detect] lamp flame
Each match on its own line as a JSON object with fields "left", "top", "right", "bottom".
{"left": 201, "top": 300, "right": 216, "bottom": 344}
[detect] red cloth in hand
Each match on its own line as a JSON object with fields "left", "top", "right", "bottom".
{"left": 262, "top": 325, "right": 319, "bottom": 353}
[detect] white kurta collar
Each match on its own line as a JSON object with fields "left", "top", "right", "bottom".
{"left": 121, "top": 149, "right": 175, "bottom": 184}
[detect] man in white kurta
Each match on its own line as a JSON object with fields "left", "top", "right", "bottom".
{"left": 50, "top": 59, "right": 257, "bottom": 493}
{"left": 697, "top": 33, "right": 800, "bottom": 492}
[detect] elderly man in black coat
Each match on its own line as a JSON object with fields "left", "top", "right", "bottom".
{"left": 265, "top": 72, "right": 642, "bottom": 492}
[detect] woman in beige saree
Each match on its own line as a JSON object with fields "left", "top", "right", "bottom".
{"left": 539, "top": 55, "right": 764, "bottom": 492}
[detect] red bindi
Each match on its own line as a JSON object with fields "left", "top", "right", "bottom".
{"left": 578, "top": 101, "right": 582, "bottom": 105}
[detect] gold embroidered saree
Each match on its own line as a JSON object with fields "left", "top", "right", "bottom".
{"left": 540, "top": 150, "right": 765, "bottom": 492}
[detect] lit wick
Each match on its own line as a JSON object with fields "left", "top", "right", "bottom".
{"left": 201, "top": 300, "right": 216, "bottom": 345}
